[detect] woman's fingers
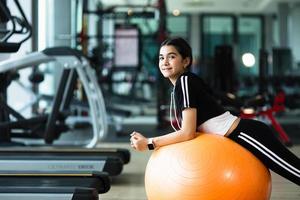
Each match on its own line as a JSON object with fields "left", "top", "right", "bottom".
{"left": 130, "top": 138, "right": 136, "bottom": 149}
{"left": 129, "top": 131, "right": 149, "bottom": 151}
{"left": 130, "top": 131, "right": 143, "bottom": 137}
{"left": 130, "top": 133, "right": 138, "bottom": 149}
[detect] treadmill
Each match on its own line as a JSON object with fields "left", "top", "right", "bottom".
{"left": 0, "top": 148, "right": 123, "bottom": 176}
{"left": 0, "top": 171, "right": 110, "bottom": 200}
{"left": 0, "top": 4, "right": 116, "bottom": 198}
{"left": 0, "top": 146, "right": 130, "bottom": 164}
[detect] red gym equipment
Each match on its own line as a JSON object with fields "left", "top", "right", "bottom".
{"left": 240, "top": 91, "right": 292, "bottom": 146}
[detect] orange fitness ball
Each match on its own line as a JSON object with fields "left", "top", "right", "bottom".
{"left": 145, "top": 133, "right": 272, "bottom": 200}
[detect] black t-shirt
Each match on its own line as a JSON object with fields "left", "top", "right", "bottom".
{"left": 174, "top": 71, "right": 225, "bottom": 127}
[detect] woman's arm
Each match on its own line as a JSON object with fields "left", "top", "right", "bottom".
{"left": 130, "top": 108, "right": 197, "bottom": 151}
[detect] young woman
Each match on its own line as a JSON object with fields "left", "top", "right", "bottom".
{"left": 129, "top": 37, "right": 300, "bottom": 185}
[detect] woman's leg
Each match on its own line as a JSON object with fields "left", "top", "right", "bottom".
{"left": 228, "top": 119, "right": 300, "bottom": 185}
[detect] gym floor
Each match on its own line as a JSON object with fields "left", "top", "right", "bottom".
{"left": 99, "top": 111, "right": 300, "bottom": 200}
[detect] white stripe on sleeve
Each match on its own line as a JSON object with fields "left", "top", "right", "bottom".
{"left": 180, "top": 76, "right": 190, "bottom": 108}
{"left": 184, "top": 76, "right": 190, "bottom": 107}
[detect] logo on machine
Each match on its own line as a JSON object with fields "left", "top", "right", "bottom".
{"left": 47, "top": 164, "right": 95, "bottom": 170}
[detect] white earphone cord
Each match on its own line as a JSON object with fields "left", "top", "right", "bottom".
{"left": 170, "top": 90, "right": 181, "bottom": 131}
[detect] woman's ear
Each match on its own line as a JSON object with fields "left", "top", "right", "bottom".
{"left": 183, "top": 57, "right": 191, "bottom": 69}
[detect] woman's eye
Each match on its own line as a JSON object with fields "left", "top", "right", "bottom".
{"left": 159, "top": 57, "right": 164, "bottom": 61}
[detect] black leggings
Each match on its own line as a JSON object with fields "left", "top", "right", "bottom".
{"left": 228, "top": 118, "right": 300, "bottom": 186}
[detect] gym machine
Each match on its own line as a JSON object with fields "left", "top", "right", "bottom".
{"left": 0, "top": 147, "right": 130, "bottom": 175}
{"left": 0, "top": 171, "right": 110, "bottom": 200}
{"left": 78, "top": 0, "right": 162, "bottom": 134}
{"left": 0, "top": 47, "right": 101, "bottom": 147}
{"left": 0, "top": 1, "right": 116, "bottom": 198}
{"left": 0, "top": 47, "right": 107, "bottom": 147}
{"left": 0, "top": 47, "right": 130, "bottom": 168}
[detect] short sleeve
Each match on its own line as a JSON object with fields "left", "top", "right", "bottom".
{"left": 175, "top": 74, "right": 198, "bottom": 111}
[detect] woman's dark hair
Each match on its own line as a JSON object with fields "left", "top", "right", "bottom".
{"left": 160, "top": 37, "right": 193, "bottom": 68}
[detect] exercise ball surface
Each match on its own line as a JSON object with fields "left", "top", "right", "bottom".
{"left": 145, "top": 133, "right": 272, "bottom": 200}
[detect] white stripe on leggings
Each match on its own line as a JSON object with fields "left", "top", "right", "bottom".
{"left": 240, "top": 132, "right": 300, "bottom": 174}
{"left": 238, "top": 132, "right": 300, "bottom": 178}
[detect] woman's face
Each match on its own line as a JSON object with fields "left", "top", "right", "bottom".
{"left": 159, "top": 45, "right": 190, "bottom": 85}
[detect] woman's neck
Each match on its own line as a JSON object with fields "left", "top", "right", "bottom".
{"left": 170, "top": 78, "right": 177, "bottom": 86}
{"left": 169, "top": 71, "right": 187, "bottom": 85}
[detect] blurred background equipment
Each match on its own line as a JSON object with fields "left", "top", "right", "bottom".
{"left": 1, "top": 0, "right": 300, "bottom": 199}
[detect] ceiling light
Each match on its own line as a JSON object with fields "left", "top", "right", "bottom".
{"left": 242, "top": 53, "right": 255, "bottom": 67}
{"left": 172, "top": 9, "right": 181, "bottom": 16}
{"left": 127, "top": 8, "right": 133, "bottom": 16}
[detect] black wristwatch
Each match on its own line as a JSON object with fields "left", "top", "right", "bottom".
{"left": 147, "top": 138, "right": 156, "bottom": 150}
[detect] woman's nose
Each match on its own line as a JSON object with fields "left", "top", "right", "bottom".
{"left": 163, "top": 58, "right": 169, "bottom": 65}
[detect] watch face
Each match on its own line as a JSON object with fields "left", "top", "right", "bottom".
{"left": 148, "top": 143, "right": 155, "bottom": 150}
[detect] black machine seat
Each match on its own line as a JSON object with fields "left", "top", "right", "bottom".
{"left": 0, "top": 42, "right": 21, "bottom": 53}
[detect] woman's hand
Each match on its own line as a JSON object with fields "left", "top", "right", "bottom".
{"left": 130, "top": 131, "right": 148, "bottom": 151}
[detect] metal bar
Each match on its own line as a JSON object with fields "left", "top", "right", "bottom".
{"left": 0, "top": 52, "right": 55, "bottom": 73}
